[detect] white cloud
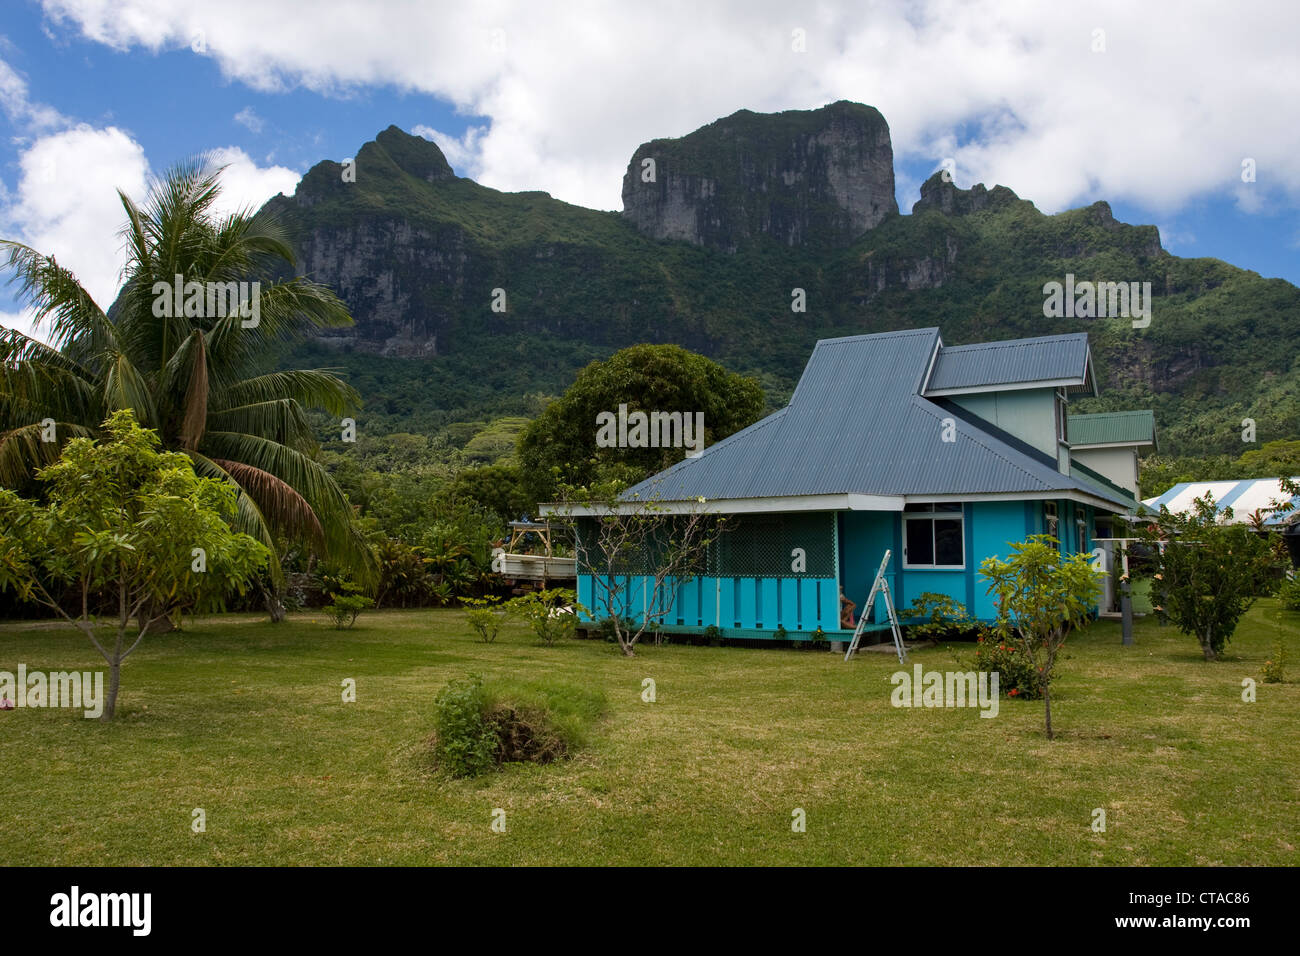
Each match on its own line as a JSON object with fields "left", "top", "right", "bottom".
{"left": 0, "top": 56, "right": 66, "bottom": 133}
{"left": 0, "top": 309, "right": 41, "bottom": 340}
{"left": 412, "top": 124, "right": 485, "bottom": 178}
{"left": 233, "top": 106, "right": 265, "bottom": 134}
{"left": 0, "top": 125, "right": 150, "bottom": 342}
{"left": 204, "top": 146, "right": 300, "bottom": 216}
{"left": 35, "top": 0, "right": 1300, "bottom": 217}
{"left": 1157, "top": 223, "right": 1196, "bottom": 252}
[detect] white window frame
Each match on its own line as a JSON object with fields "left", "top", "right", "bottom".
{"left": 1044, "top": 501, "right": 1060, "bottom": 550}
{"left": 902, "top": 503, "right": 966, "bottom": 569}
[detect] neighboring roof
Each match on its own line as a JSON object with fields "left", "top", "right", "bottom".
{"left": 605, "top": 328, "right": 1132, "bottom": 512}
{"left": 1142, "top": 478, "right": 1300, "bottom": 525}
{"left": 923, "top": 332, "right": 1096, "bottom": 397}
{"left": 1069, "top": 410, "right": 1158, "bottom": 450}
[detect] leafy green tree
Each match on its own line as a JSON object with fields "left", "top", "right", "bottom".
{"left": 445, "top": 462, "right": 531, "bottom": 524}
{"left": 980, "top": 535, "right": 1103, "bottom": 739}
{"left": 517, "top": 344, "right": 766, "bottom": 503}
{"left": 0, "top": 158, "right": 371, "bottom": 615}
{"left": 1234, "top": 440, "right": 1300, "bottom": 478}
{"left": 0, "top": 410, "right": 269, "bottom": 719}
{"left": 1138, "top": 495, "right": 1279, "bottom": 661}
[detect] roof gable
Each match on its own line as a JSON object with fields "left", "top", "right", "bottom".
{"left": 923, "top": 333, "right": 1095, "bottom": 396}
{"left": 1068, "top": 410, "right": 1157, "bottom": 449}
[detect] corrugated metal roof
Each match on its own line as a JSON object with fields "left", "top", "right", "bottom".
{"left": 623, "top": 328, "right": 1132, "bottom": 510}
{"left": 1069, "top": 410, "right": 1157, "bottom": 448}
{"left": 1143, "top": 478, "right": 1300, "bottom": 525}
{"left": 925, "top": 332, "right": 1093, "bottom": 394}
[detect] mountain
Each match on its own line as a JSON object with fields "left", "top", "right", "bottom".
{"left": 621, "top": 101, "right": 897, "bottom": 250}
{"left": 260, "top": 103, "right": 1300, "bottom": 458}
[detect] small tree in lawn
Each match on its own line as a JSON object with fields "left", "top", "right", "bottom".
{"left": 1137, "top": 494, "right": 1278, "bottom": 661}
{"left": 980, "top": 535, "right": 1102, "bottom": 740}
{"left": 0, "top": 410, "right": 269, "bottom": 719}
{"left": 558, "top": 480, "right": 722, "bottom": 658}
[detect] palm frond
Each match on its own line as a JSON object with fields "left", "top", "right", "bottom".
{"left": 210, "top": 457, "right": 324, "bottom": 545}
{"left": 0, "top": 421, "right": 94, "bottom": 486}
{"left": 0, "top": 241, "right": 118, "bottom": 356}
{"left": 103, "top": 352, "right": 158, "bottom": 424}
{"left": 205, "top": 399, "right": 314, "bottom": 450}
{"left": 213, "top": 369, "right": 360, "bottom": 417}
{"left": 187, "top": 450, "right": 283, "bottom": 587}
{"left": 198, "top": 429, "right": 374, "bottom": 580}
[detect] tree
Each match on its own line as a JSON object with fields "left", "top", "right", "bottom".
{"left": 1138, "top": 494, "right": 1278, "bottom": 661}
{"left": 517, "top": 344, "right": 765, "bottom": 503}
{"left": 980, "top": 535, "right": 1102, "bottom": 739}
{"left": 1234, "top": 440, "right": 1300, "bottom": 479}
{"left": 0, "top": 157, "right": 372, "bottom": 620}
{"left": 0, "top": 410, "right": 269, "bottom": 720}
{"left": 446, "top": 462, "right": 531, "bottom": 524}
{"left": 558, "top": 480, "right": 723, "bottom": 657}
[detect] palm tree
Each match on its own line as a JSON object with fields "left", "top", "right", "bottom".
{"left": 0, "top": 157, "right": 373, "bottom": 614}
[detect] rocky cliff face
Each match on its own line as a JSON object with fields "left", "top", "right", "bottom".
{"left": 911, "top": 172, "right": 1021, "bottom": 216}
{"left": 620, "top": 101, "right": 898, "bottom": 251}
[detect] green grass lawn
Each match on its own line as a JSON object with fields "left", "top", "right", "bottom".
{"left": 1, "top": 601, "right": 1296, "bottom": 866}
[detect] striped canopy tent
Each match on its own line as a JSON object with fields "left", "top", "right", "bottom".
{"left": 1142, "top": 478, "right": 1300, "bottom": 526}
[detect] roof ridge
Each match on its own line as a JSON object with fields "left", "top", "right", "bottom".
{"left": 940, "top": 333, "right": 1087, "bottom": 353}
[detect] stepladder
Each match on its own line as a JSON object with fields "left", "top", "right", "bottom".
{"left": 844, "top": 549, "right": 906, "bottom": 664}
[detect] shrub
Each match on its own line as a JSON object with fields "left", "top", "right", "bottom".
{"left": 972, "top": 629, "right": 1052, "bottom": 699}
{"left": 903, "top": 591, "right": 975, "bottom": 640}
{"left": 1278, "top": 575, "right": 1300, "bottom": 611}
{"left": 432, "top": 676, "right": 498, "bottom": 778}
{"left": 323, "top": 594, "right": 374, "bottom": 629}
{"left": 431, "top": 675, "right": 605, "bottom": 778}
{"left": 463, "top": 596, "right": 505, "bottom": 643}
{"left": 1263, "top": 640, "right": 1287, "bottom": 684}
{"left": 505, "top": 587, "right": 583, "bottom": 645}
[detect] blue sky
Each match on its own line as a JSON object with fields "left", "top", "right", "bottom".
{"left": 2, "top": 1, "right": 1297, "bottom": 338}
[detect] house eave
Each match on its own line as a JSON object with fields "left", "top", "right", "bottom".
{"left": 540, "top": 493, "right": 907, "bottom": 517}
{"left": 1071, "top": 439, "right": 1156, "bottom": 451}
{"left": 923, "top": 376, "right": 1090, "bottom": 398}
{"left": 541, "top": 487, "right": 1131, "bottom": 517}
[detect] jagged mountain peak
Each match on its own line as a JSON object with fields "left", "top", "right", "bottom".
{"left": 620, "top": 100, "right": 898, "bottom": 251}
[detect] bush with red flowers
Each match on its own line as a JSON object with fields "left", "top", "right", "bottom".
{"left": 971, "top": 627, "right": 1053, "bottom": 699}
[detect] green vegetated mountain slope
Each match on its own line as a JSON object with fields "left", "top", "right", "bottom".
{"left": 263, "top": 101, "right": 1300, "bottom": 458}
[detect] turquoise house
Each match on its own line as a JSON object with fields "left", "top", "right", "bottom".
{"left": 549, "top": 328, "right": 1142, "bottom": 643}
